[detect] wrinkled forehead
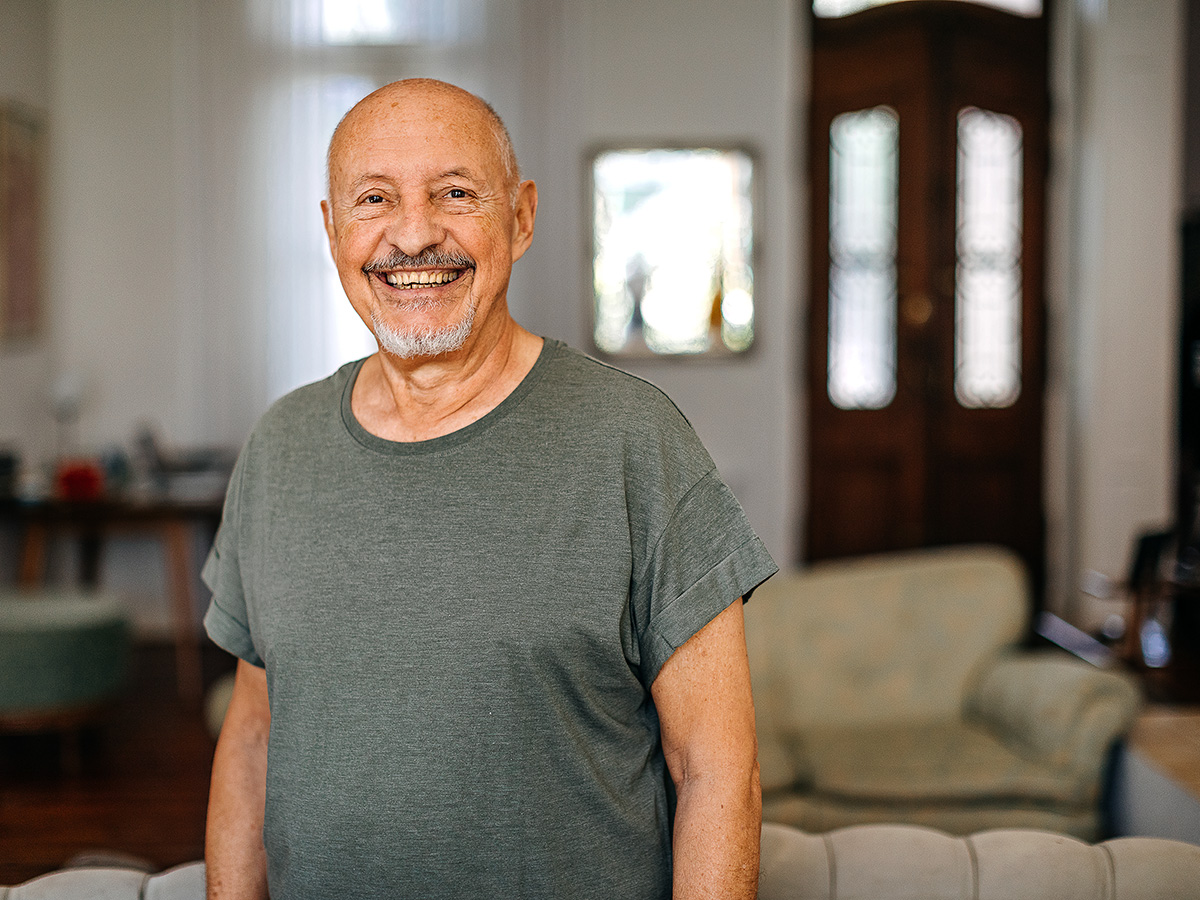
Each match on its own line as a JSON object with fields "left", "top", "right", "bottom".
{"left": 327, "top": 87, "right": 509, "bottom": 196}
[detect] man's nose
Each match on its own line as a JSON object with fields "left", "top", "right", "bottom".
{"left": 385, "top": 198, "right": 446, "bottom": 256}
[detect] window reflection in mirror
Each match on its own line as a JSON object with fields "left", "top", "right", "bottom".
{"left": 591, "top": 148, "right": 755, "bottom": 357}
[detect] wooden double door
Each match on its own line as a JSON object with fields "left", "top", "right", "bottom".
{"left": 805, "top": 1, "right": 1049, "bottom": 594}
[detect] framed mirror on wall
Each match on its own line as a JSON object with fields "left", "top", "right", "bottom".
{"left": 0, "top": 102, "right": 43, "bottom": 343}
{"left": 588, "top": 146, "right": 757, "bottom": 358}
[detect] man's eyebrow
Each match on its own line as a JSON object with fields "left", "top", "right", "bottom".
{"left": 344, "top": 174, "right": 393, "bottom": 193}
{"left": 344, "top": 169, "right": 484, "bottom": 190}
{"left": 437, "top": 168, "right": 485, "bottom": 183}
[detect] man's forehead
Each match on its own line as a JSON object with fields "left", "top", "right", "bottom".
{"left": 331, "top": 92, "right": 502, "bottom": 183}
{"left": 332, "top": 139, "right": 500, "bottom": 193}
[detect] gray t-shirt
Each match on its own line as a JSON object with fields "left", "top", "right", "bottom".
{"left": 203, "top": 339, "right": 777, "bottom": 899}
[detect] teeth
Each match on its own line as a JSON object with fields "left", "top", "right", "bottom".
{"left": 383, "top": 270, "right": 461, "bottom": 289}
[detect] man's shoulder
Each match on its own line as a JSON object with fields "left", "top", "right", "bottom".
{"left": 250, "top": 359, "right": 361, "bottom": 443}
{"left": 542, "top": 341, "right": 690, "bottom": 424}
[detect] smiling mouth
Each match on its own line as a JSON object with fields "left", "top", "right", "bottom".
{"left": 380, "top": 269, "right": 466, "bottom": 290}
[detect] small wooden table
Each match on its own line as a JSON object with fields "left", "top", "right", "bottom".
{"left": 2, "top": 495, "right": 223, "bottom": 700}
{"left": 1122, "top": 574, "right": 1200, "bottom": 703}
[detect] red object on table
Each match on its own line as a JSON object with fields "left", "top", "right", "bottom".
{"left": 54, "top": 460, "right": 104, "bottom": 501}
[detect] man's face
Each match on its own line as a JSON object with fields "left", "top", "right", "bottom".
{"left": 322, "top": 86, "right": 535, "bottom": 358}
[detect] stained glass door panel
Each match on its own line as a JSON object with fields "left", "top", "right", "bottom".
{"left": 827, "top": 107, "right": 899, "bottom": 410}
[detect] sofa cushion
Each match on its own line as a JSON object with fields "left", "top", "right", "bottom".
{"left": 801, "top": 721, "right": 1084, "bottom": 804}
{"left": 762, "top": 791, "right": 1098, "bottom": 838}
{"left": 745, "top": 546, "right": 1027, "bottom": 732}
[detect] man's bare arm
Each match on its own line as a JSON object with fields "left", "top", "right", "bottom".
{"left": 652, "top": 599, "right": 761, "bottom": 899}
{"left": 206, "top": 659, "right": 271, "bottom": 900}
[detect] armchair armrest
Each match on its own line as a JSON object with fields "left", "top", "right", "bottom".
{"left": 965, "top": 650, "right": 1141, "bottom": 794}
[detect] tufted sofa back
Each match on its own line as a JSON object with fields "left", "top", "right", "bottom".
{"left": 759, "top": 822, "right": 1200, "bottom": 900}
{"left": 7, "top": 825, "right": 1200, "bottom": 900}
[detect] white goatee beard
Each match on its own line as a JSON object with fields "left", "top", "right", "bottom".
{"left": 370, "top": 304, "right": 476, "bottom": 359}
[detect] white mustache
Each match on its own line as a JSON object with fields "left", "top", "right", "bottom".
{"left": 361, "top": 248, "right": 475, "bottom": 274}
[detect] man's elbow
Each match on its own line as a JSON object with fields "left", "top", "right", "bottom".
{"left": 744, "top": 756, "right": 764, "bottom": 821}
{"left": 676, "top": 743, "right": 762, "bottom": 812}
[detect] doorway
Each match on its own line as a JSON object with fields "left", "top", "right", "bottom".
{"left": 804, "top": 1, "right": 1049, "bottom": 592}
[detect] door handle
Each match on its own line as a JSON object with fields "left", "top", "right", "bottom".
{"left": 901, "top": 293, "right": 934, "bottom": 327}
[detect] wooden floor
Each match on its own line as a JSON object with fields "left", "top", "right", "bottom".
{"left": 1128, "top": 703, "right": 1200, "bottom": 802}
{"left": 0, "top": 643, "right": 235, "bottom": 884}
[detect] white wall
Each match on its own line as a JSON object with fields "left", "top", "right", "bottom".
{"left": 1186, "top": 0, "right": 1200, "bottom": 211}
{"left": 47, "top": 0, "right": 191, "bottom": 451}
{"left": 1050, "top": 0, "right": 1185, "bottom": 628}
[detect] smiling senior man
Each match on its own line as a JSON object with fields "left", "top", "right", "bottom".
{"left": 202, "top": 78, "right": 777, "bottom": 900}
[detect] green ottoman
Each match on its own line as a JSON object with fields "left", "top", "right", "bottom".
{"left": 0, "top": 590, "right": 131, "bottom": 731}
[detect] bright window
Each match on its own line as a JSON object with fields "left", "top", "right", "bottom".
{"left": 258, "top": 0, "right": 491, "bottom": 399}
{"left": 313, "top": 0, "right": 484, "bottom": 45}
{"left": 954, "top": 107, "right": 1023, "bottom": 408}
{"left": 813, "top": 0, "right": 1041, "bottom": 18}
{"left": 827, "top": 107, "right": 899, "bottom": 410}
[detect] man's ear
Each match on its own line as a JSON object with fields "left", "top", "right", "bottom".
{"left": 510, "top": 180, "right": 538, "bottom": 262}
{"left": 321, "top": 199, "right": 338, "bottom": 258}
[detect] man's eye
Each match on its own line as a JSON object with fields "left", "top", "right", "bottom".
{"left": 365, "top": 194, "right": 385, "bottom": 204}
{"left": 447, "top": 188, "right": 468, "bottom": 199}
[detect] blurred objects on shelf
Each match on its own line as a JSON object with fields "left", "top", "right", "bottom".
{"left": 132, "top": 424, "right": 235, "bottom": 503}
{"left": 1119, "top": 528, "right": 1200, "bottom": 703}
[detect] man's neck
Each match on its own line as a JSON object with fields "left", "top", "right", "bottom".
{"left": 350, "top": 316, "right": 544, "bottom": 443}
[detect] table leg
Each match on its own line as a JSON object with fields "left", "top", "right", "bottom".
{"left": 163, "top": 519, "right": 203, "bottom": 700}
{"left": 18, "top": 522, "right": 49, "bottom": 587}
{"left": 79, "top": 528, "right": 104, "bottom": 587}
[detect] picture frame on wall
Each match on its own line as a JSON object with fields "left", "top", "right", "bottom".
{"left": 588, "top": 145, "right": 758, "bottom": 358}
{"left": 0, "top": 102, "right": 44, "bottom": 342}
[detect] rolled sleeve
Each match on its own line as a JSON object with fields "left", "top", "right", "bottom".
{"left": 636, "top": 469, "right": 777, "bottom": 686}
{"left": 200, "top": 440, "right": 263, "bottom": 668}
{"left": 202, "top": 545, "right": 262, "bottom": 667}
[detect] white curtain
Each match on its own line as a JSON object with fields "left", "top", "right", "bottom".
{"left": 187, "top": 0, "right": 519, "bottom": 437}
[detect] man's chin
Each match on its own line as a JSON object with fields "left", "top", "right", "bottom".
{"left": 371, "top": 310, "right": 475, "bottom": 359}
{"left": 383, "top": 292, "right": 458, "bottom": 314}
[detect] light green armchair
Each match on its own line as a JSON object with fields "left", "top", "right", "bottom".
{"left": 745, "top": 545, "right": 1141, "bottom": 839}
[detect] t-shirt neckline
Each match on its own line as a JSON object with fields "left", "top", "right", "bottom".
{"left": 340, "top": 338, "right": 560, "bottom": 455}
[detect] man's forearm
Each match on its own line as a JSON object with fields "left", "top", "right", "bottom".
{"left": 207, "top": 723, "right": 270, "bottom": 899}
{"left": 206, "top": 662, "right": 271, "bottom": 900}
{"left": 652, "top": 600, "right": 763, "bottom": 899}
{"left": 671, "top": 764, "right": 762, "bottom": 899}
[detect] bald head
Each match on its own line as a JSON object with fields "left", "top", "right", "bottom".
{"left": 326, "top": 79, "right": 520, "bottom": 205}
